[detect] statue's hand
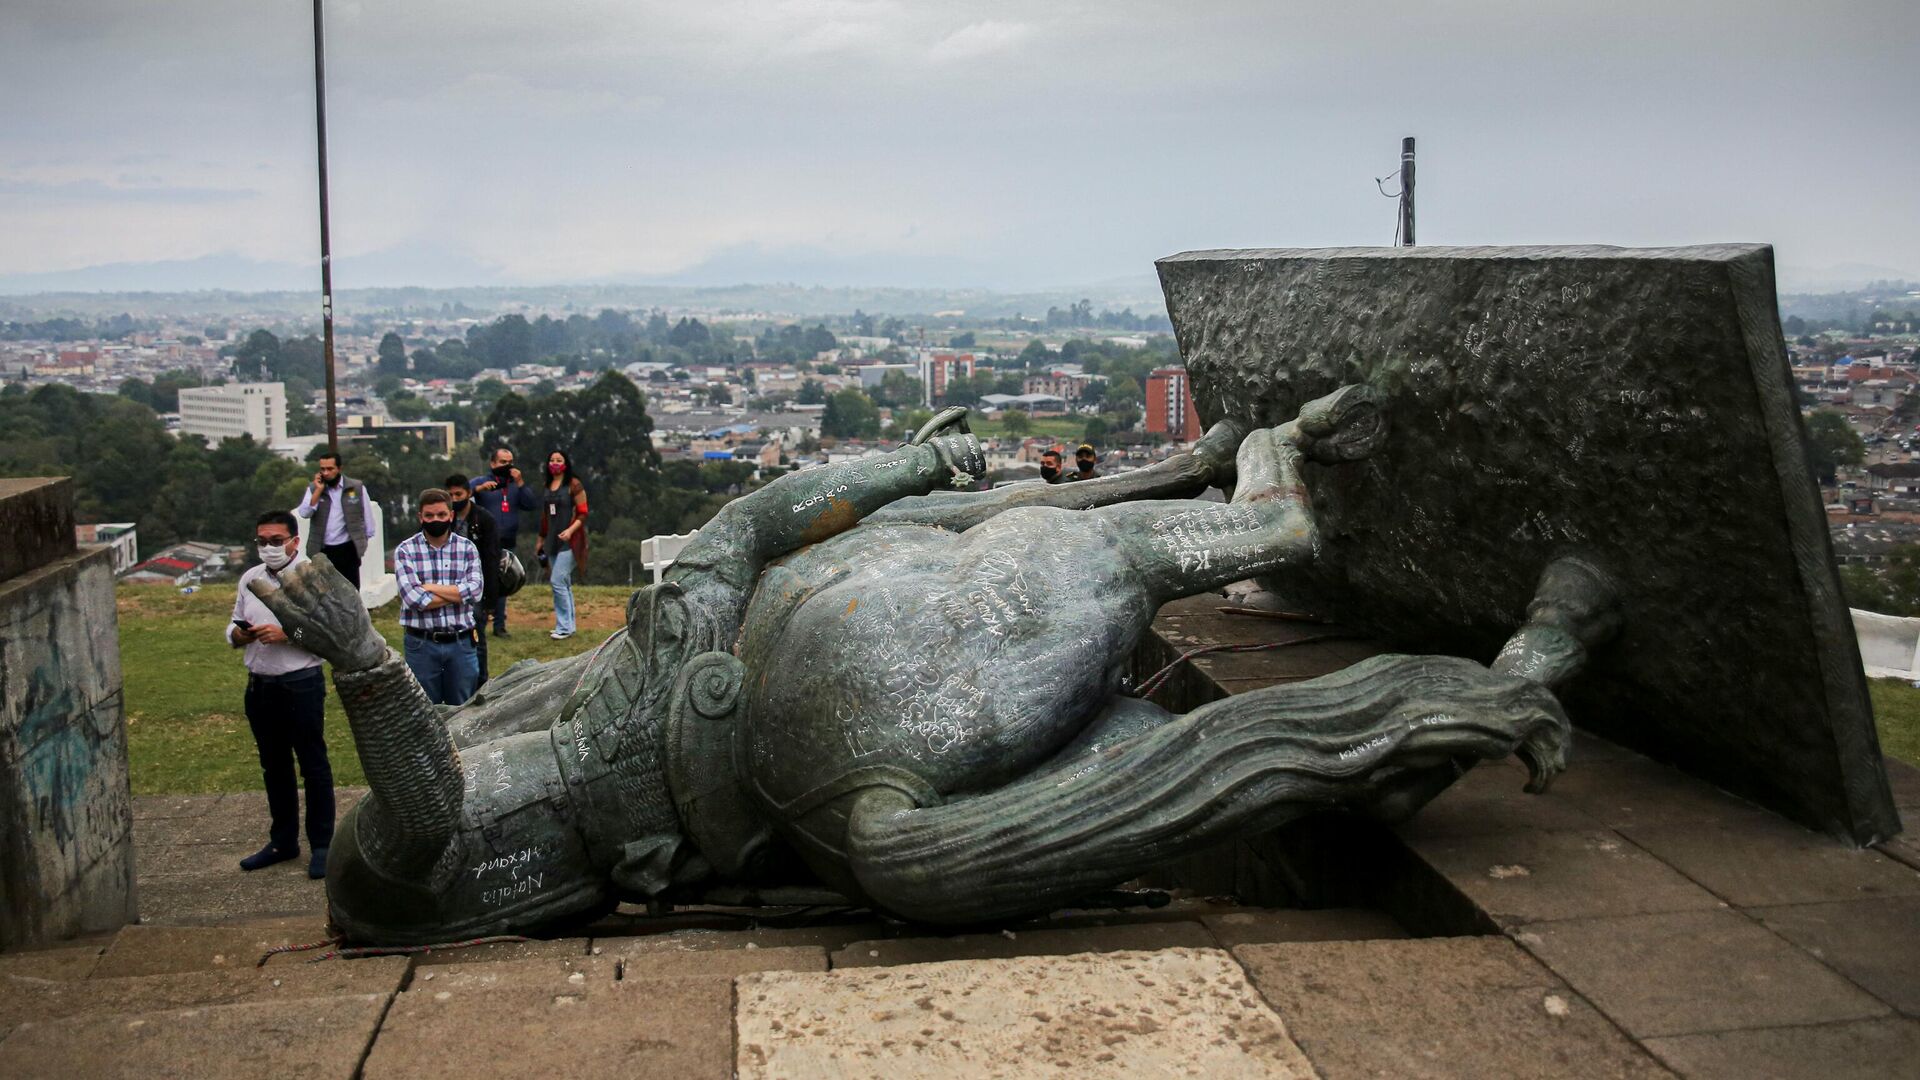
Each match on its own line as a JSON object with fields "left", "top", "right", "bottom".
{"left": 908, "top": 406, "right": 972, "bottom": 446}
{"left": 249, "top": 559, "right": 388, "bottom": 673}
{"left": 928, "top": 432, "right": 987, "bottom": 489}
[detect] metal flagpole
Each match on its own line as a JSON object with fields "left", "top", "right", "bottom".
{"left": 1398, "top": 136, "right": 1416, "bottom": 247}
{"left": 313, "top": 0, "right": 339, "bottom": 453}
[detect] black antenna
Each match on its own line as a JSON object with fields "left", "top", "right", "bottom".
{"left": 312, "top": 0, "right": 339, "bottom": 453}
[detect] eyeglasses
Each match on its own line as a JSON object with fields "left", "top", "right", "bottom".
{"left": 254, "top": 537, "right": 292, "bottom": 547}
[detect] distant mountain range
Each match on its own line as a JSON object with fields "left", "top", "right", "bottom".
{"left": 2, "top": 247, "right": 1911, "bottom": 321}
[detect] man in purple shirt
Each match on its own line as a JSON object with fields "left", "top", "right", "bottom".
{"left": 394, "top": 488, "right": 485, "bottom": 705}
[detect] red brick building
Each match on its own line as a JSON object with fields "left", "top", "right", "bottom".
{"left": 1146, "top": 367, "right": 1203, "bottom": 441}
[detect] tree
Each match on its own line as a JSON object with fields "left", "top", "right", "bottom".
{"left": 707, "top": 383, "right": 733, "bottom": 406}
{"left": 377, "top": 332, "right": 408, "bottom": 375}
{"left": 821, "top": 388, "right": 881, "bottom": 439}
{"left": 1804, "top": 409, "right": 1864, "bottom": 484}
{"left": 1018, "top": 339, "right": 1050, "bottom": 369}
{"left": 948, "top": 331, "right": 976, "bottom": 349}
{"left": 1001, "top": 409, "right": 1032, "bottom": 436}
{"left": 797, "top": 379, "right": 827, "bottom": 405}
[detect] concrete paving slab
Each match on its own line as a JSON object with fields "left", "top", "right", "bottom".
{"left": 137, "top": 806, "right": 280, "bottom": 847}
{"left": 1621, "top": 817, "right": 1920, "bottom": 907}
{"left": 831, "top": 920, "right": 1216, "bottom": 968}
{"left": 1394, "top": 758, "right": 1608, "bottom": 840}
{"left": 0, "top": 991, "right": 390, "bottom": 1080}
{"left": 407, "top": 954, "right": 618, "bottom": 992}
{"left": 408, "top": 937, "right": 591, "bottom": 967}
{"left": 624, "top": 945, "right": 827, "bottom": 978}
{"left": 90, "top": 923, "right": 342, "bottom": 977}
{"left": 737, "top": 947, "right": 1315, "bottom": 1079}
{"left": 1199, "top": 908, "right": 1409, "bottom": 947}
{"left": 1406, "top": 828, "right": 1722, "bottom": 926}
{"left": 132, "top": 870, "right": 250, "bottom": 923}
{"left": 364, "top": 979, "right": 733, "bottom": 1080}
{"left": 1, "top": 956, "right": 408, "bottom": 1034}
{"left": 1884, "top": 757, "right": 1920, "bottom": 812}
{"left": 1881, "top": 832, "right": 1920, "bottom": 874}
{"left": 602, "top": 921, "right": 897, "bottom": 955}
{"left": 1546, "top": 759, "right": 1780, "bottom": 830}
{"left": 1234, "top": 936, "right": 1669, "bottom": 1079}
{"left": 1643, "top": 1017, "right": 1920, "bottom": 1080}
{"left": 1751, "top": 895, "right": 1920, "bottom": 1016}
{"left": 0, "top": 943, "right": 103, "bottom": 980}
{"left": 1518, "top": 909, "right": 1890, "bottom": 1038}
{"left": 131, "top": 794, "right": 224, "bottom": 821}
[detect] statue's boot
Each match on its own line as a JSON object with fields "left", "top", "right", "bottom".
{"left": 838, "top": 653, "right": 1570, "bottom": 924}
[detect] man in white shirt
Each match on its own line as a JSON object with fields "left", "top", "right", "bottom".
{"left": 229, "top": 510, "right": 336, "bottom": 879}
{"left": 293, "top": 452, "right": 375, "bottom": 590}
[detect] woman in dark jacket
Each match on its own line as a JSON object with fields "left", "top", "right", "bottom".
{"left": 535, "top": 450, "right": 588, "bottom": 640}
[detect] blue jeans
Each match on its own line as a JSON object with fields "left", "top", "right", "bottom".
{"left": 550, "top": 547, "right": 576, "bottom": 635}
{"left": 403, "top": 632, "right": 479, "bottom": 706}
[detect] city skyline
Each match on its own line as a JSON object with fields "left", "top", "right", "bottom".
{"left": 5, "top": 1, "right": 1918, "bottom": 295}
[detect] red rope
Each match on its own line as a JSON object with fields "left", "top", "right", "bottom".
{"left": 1130, "top": 634, "right": 1353, "bottom": 701}
{"left": 303, "top": 934, "right": 532, "bottom": 963}
{"left": 256, "top": 936, "right": 342, "bottom": 967}
{"left": 255, "top": 933, "right": 532, "bottom": 966}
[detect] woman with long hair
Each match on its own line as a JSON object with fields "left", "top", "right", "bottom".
{"left": 534, "top": 449, "right": 588, "bottom": 640}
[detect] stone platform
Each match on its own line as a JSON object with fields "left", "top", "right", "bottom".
{"left": 3, "top": 596, "right": 1918, "bottom": 1077}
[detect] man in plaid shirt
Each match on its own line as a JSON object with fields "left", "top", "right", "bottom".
{"left": 395, "top": 487, "right": 485, "bottom": 705}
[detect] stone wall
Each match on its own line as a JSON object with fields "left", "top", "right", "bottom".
{"left": 0, "top": 477, "right": 136, "bottom": 949}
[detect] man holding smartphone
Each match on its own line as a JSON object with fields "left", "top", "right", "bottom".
{"left": 293, "top": 452, "right": 374, "bottom": 591}
{"left": 227, "top": 510, "right": 335, "bottom": 879}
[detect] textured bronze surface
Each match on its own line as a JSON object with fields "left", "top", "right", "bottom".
{"left": 1157, "top": 244, "right": 1897, "bottom": 844}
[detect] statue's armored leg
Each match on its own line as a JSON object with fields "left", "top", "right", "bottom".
{"left": 840, "top": 654, "right": 1570, "bottom": 924}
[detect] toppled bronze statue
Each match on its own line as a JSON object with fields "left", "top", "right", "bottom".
{"left": 255, "top": 389, "right": 1602, "bottom": 944}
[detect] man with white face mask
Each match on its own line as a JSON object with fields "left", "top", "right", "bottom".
{"left": 227, "top": 509, "right": 335, "bottom": 879}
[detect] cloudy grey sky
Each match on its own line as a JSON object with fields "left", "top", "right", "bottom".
{"left": 4, "top": 1, "right": 1917, "bottom": 292}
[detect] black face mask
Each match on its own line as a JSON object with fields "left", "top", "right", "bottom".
{"left": 492, "top": 465, "right": 513, "bottom": 480}
{"left": 1077, "top": 460, "right": 1095, "bottom": 472}
{"left": 422, "top": 519, "right": 452, "bottom": 538}
{"left": 450, "top": 498, "right": 470, "bottom": 513}
{"left": 1040, "top": 465, "right": 1060, "bottom": 480}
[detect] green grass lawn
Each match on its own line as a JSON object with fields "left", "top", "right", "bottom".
{"left": 1868, "top": 678, "right": 1920, "bottom": 766}
{"left": 120, "top": 581, "right": 1920, "bottom": 794}
{"left": 119, "top": 583, "right": 633, "bottom": 794}
{"left": 965, "top": 415, "right": 1094, "bottom": 442}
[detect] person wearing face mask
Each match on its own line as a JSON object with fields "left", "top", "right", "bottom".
{"left": 470, "top": 445, "right": 538, "bottom": 638}
{"left": 1038, "top": 447, "right": 1066, "bottom": 484}
{"left": 535, "top": 450, "right": 589, "bottom": 641}
{"left": 227, "top": 510, "right": 335, "bottom": 879}
{"left": 395, "top": 488, "right": 486, "bottom": 705}
{"left": 1063, "top": 443, "right": 1102, "bottom": 482}
{"left": 292, "top": 452, "right": 375, "bottom": 591}
{"left": 443, "top": 474, "right": 500, "bottom": 687}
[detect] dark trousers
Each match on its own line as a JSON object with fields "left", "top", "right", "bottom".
{"left": 490, "top": 590, "right": 509, "bottom": 632}
{"left": 472, "top": 622, "right": 490, "bottom": 687}
{"left": 319, "top": 541, "right": 362, "bottom": 590}
{"left": 243, "top": 668, "right": 335, "bottom": 852}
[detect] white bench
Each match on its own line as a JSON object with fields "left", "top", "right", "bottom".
{"left": 641, "top": 531, "right": 699, "bottom": 584}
